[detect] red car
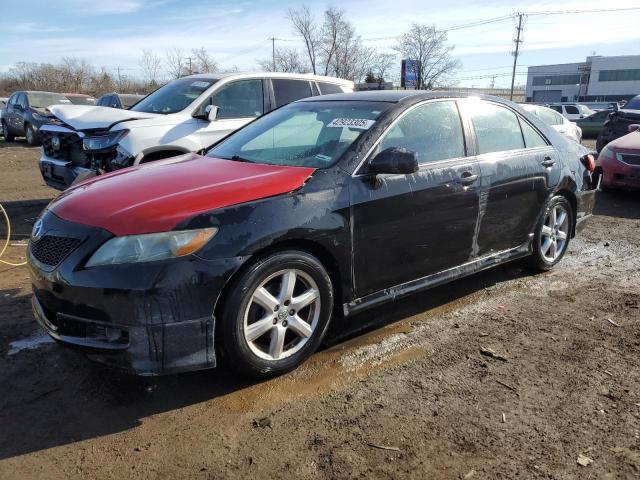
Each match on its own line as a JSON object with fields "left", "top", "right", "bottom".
{"left": 598, "top": 124, "right": 640, "bottom": 191}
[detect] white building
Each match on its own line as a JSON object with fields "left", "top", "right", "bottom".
{"left": 526, "top": 55, "right": 640, "bottom": 103}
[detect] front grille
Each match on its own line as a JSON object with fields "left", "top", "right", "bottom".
{"left": 620, "top": 154, "right": 640, "bottom": 166}
{"left": 41, "top": 130, "right": 88, "bottom": 166}
{"left": 31, "top": 235, "right": 82, "bottom": 267}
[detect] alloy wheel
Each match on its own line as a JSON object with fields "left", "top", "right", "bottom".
{"left": 243, "top": 269, "right": 321, "bottom": 361}
{"left": 26, "top": 126, "right": 34, "bottom": 144}
{"left": 540, "top": 204, "right": 569, "bottom": 262}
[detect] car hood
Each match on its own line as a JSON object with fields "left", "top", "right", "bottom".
{"left": 48, "top": 104, "right": 160, "bottom": 130}
{"left": 49, "top": 154, "right": 316, "bottom": 236}
{"left": 607, "top": 131, "right": 640, "bottom": 152}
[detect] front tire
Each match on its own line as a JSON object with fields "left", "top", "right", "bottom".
{"left": 526, "top": 196, "right": 573, "bottom": 272}
{"left": 219, "top": 250, "right": 334, "bottom": 378}
{"left": 25, "top": 123, "right": 40, "bottom": 146}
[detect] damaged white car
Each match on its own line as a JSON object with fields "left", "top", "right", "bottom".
{"left": 38, "top": 72, "right": 353, "bottom": 190}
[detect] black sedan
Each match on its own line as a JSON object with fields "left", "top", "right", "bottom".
{"left": 28, "top": 91, "right": 596, "bottom": 377}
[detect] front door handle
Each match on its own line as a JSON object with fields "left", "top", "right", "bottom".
{"left": 541, "top": 156, "right": 555, "bottom": 167}
{"left": 458, "top": 172, "right": 478, "bottom": 185}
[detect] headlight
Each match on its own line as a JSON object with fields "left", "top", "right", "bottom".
{"left": 83, "top": 129, "right": 129, "bottom": 151}
{"left": 86, "top": 228, "right": 218, "bottom": 267}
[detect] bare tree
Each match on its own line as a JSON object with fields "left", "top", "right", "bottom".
{"left": 319, "top": 7, "right": 344, "bottom": 76}
{"left": 139, "top": 49, "right": 163, "bottom": 85}
{"left": 2, "top": 59, "right": 156, "bottom": 97}
{"left": 287, "top": 5, "right": 319, "bottom": 74}
{"left": 371, "top": 53, "right": 396, "bottom": 87}
{"left": 394, "top": 24, "right": 460, "bottom": 89}
{"left": 164, "top": 47, "right": 186, "bottom": 79}
{"left": 259, "top": 47, "right": 309, "bottom": 73}
{"left": 191, "top": 47, "right": 218, "bottom": 73}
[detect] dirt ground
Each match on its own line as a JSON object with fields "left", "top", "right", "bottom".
{"left": 1, "top": 138, "right": 639, "bottom": 479}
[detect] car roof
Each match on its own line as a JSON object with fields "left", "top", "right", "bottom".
{"left": 299, "top": 90, "right": 505, "bottom": 103}
{"left": 182, "top": 72, "right": 353, "bottom": 86}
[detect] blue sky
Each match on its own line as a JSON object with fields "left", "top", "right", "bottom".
{"left": 2, "top": 0, "right": 639, "bottom": 87}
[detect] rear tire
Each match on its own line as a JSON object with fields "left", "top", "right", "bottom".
{"left": 525, "top": 196, "right": 573, "bottom": 272}
{"left": 2, "top": 122, "right": 15, "bottom": 142}
{"left": 219, "top": 250, "right": 334, "bottom": 378}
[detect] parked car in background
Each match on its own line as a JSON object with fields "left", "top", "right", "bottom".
{"left": 580, "top": 102, "right": 619, "bottom": 112}
{"left": 1, "top": 91, "right": 71, "bottom": 145}
{"left": 96, "top": 92, "right": 144, "bottom": 109}
{"left": 575, "top": 110, "right": 611, "bottom": 138}
{"left": 521, "top": 104, "right": 582, "bottom": 143}
{"left": 64, "top": 93, "right": 96, "bottom": 105}
{"left": 0, "top": 97, "right": 7, "bottom": 137}
{"left": 596, "top": 95, "right": 640, "bottom": 151}
{"left": 39, "top": 72, "right": 354, "bottom": 190}
{"left": 597, "top": 125, "right": 640, "bottom": 192}
{"left": 28, "top": 91, "right": 596, "bottom": 377}
{"left": 548, "top": 103, "right": 595, "bottom": 121}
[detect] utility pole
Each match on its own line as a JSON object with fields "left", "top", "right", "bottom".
{"left": 116, "top": 66, "right": 122, "bottom": 89}
{"left": 268, "top": 37, "right": 276, "bottom": 71}
{"left": 186, "top": 56, "right": 195, "bottom": 75}
{"left": 510, "top": 12, "right": 524, "bottom": 101}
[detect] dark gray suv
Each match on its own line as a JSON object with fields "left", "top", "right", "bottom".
{"left": 1, "top": 91, "right": 70, "bottom": 145}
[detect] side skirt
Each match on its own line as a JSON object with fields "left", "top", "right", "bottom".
{"left": 343, "top": 240, "right": 532, "bottom": 317}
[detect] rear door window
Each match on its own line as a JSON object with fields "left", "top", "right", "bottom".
{"left": 317, "top": 82, "right": 344, "bottom": 95}
{"left": 550, "top": 105, "right": 562, "bottom": 113}
{"left": 209, "top": 80, "right": 264, "bottom": 119}
{"left": 565, "top": 106, "right": 579, "bottom": 115}
{"left": 468, "top": 101, "right": 525, "bottom": 154}
{"left": 273, "top": 79, "right": 313, "bottom": 108}
{"left": 376, "top": 100, "right": 466, "bottom": 165}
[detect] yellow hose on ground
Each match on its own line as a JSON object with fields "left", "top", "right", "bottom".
{"left": 0, "top": 202, "right": 28, "bottom": 267}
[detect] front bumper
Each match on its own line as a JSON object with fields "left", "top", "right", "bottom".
{"left": 39, "top": 153, "right": 92, "bottom": 191}
{"left": 28, "top": 211, "right": 246, "bottom": 375}
{"left": 601, "top": 157, "right": 640, "bottom": 190}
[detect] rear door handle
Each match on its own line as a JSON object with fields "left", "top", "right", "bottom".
{"left": 458, "top": 172, "right": 478, "bottom": 185}
{"left": 541, "top": 156, "right": 556, "bottom": 167}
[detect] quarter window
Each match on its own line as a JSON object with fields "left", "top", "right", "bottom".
{"left": 209, "top": 80, "right": 264, "bottom": 119}
{"left": 273, "top": 79, "right": 313, "bottom": 108}
{"left": 519, "top": 119, "right": 548, "bottom": 148}
{"left": 317, "top": 82, "right": 344, "bottom": 94}
{"left": 376, "top": 101, "right": 465, "bottom": 164}
{"left": 468, "top": 101, "right": 524, "bottom": 154}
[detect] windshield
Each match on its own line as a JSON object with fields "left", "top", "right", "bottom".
{"left": 624, "top": 95, "right": 640, "bottom": 110}
{"left": 67, "top": 96, "right": 95, "bottom": 105}
{"left": 130, "top": 77, "right": 217, "bottom": 114}
{"left": 27, "top": 93, "right": 71, "bottom": 109}
{"left": 208, "top": 101, "right": 390, "bottom": 168}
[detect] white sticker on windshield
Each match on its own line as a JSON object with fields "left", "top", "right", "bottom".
{"left": 191, "top": 81, "right": 211, "bottom": 89}
{"left": 327, "top": 118, "right": 375, "bottom": 130}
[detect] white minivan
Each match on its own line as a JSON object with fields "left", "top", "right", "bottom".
{"left": 39, "top": 72, "right": 353, "bottom": 190}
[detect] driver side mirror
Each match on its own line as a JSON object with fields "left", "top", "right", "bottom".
{"left": 628, "top": 124, "right": 640, "bottom": 133}
{"left": 368, "top": 147, "right": 419, "bottom": 175}
{"left": 204, "top": 104, "right": 219, "bottom": 122}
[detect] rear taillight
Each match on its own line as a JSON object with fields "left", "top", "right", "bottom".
{"left": 580, "top": 153, "right": 596, "bottom": 172}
